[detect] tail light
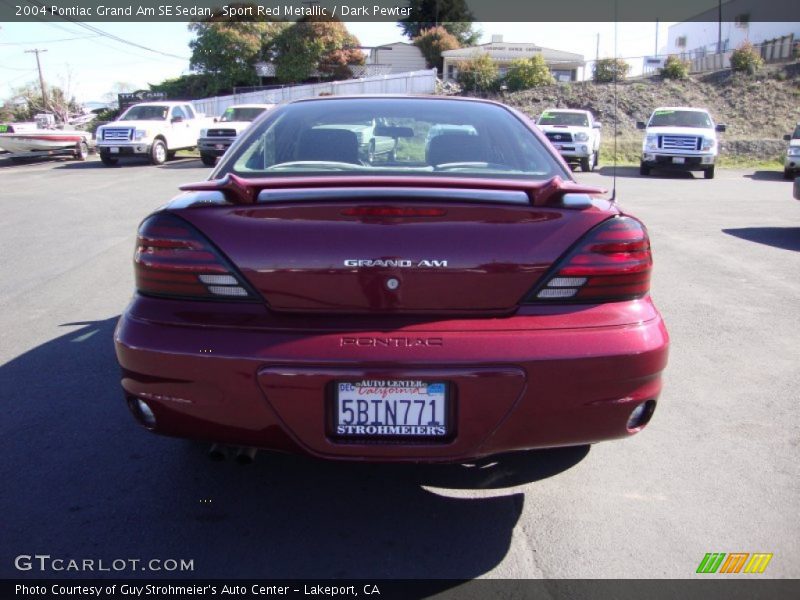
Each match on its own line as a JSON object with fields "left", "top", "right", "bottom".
{"left": 524, "top": 216, "right": 652, "bottom": 303}
{"left": 134, "top": 213, "right": 258, "bottom": 301}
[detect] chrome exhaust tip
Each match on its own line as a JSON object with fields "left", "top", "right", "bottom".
{"left": 235, "top": 446, "right": 257, "bottom": 465}
{"left": 208, "top": 443, "right": 227, "bottom": 461}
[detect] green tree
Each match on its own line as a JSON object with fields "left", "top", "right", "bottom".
{"left": 399, "top": 0, "right": 480, "bottom": 46}
{"left": 660, "top": 55, "right": 690, "bottom": 80}
{"left": 413, "top": 26, "right": 460, "bottom": 72}
{"left": 730, "top": 41, "right": 764, "bottom": 73}
{"left": 504, "top": 55, "right": 555, "bottom": 91}
{"left": 456, "top": 53, "right": 499, "bottom": 93}
{"left": 149, "top": 73, "right": 222, "bottom": 100}
{"left": 592, "top": 58, "right": 631, "bottom": 83}
{"left": 188, "top": 7, "right": 287, "bottom": 92}
{"left": 272, "top": 18, "right": 365, "bottom": 84}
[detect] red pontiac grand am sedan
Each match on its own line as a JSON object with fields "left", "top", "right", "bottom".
{"left": 114, "top": 96, "right": 669, "bottom": 463}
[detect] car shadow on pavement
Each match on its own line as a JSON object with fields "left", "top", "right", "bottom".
{"left": 158, "top": 158, "right": 207, "bottom": 170}
{"left": 54, "top": 160, "right": 111, "bottom": 170}
{"left": 0, "top": 317, "right": 588, "bottom": 580}
{"left": 744, "top": 170, "right": 789, "bottom": 182}
{"left": 722, "top": 227, "right": 800, "bottom": 252}
{"left": 595, "top": 166, "right": 695, "bottom": 179}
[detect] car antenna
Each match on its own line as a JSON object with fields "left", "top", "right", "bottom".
{"left": 610, "top": 1, "right": 619, "bottom": 204}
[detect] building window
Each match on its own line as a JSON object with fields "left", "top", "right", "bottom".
{"left": 676, "top": 36, "right": 687, "bottom": 48}
{"left": 551, "top": 69, "right": 574, "bottom": 82}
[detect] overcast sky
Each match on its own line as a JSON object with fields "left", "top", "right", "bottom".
{"left": 0, "top": 21, "right": 673, "bottom": 104}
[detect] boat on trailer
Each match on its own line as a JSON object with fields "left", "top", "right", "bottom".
{"left": 0, "top": 114, "right": 94, "bottom": 161}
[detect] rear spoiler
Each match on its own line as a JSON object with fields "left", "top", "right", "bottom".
{"left": 179, "top": 173, "right": 606, "bottom": 207}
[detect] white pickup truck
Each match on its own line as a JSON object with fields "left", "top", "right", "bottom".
{"left": 198, "top": 103, "right": 275, "bottom": 166}
{"left": 637, "top": 107, "right": 726, "bottom": 179}
{"left": 96, "top": 101, "right": 210, "bottom": 166}
{"left": 783, "top": 122, "right": 800, "bottom": 180}
{"left": 536, "top": 109, "right": 601, "bottom": 172}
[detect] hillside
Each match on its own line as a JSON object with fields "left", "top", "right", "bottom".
{"left": 478, "top": 62, "right": 800, "bottom": 165}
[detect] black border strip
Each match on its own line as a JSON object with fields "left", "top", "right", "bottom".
{"left": 3, "top": 0, "right": 799, "bottom": 23}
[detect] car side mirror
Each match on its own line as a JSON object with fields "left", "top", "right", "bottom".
{"left": 593, "top": 122, "right": 602, "bottom": 129}
{"left": 784, "top": 134, "right": 792, "bottom": 141}
{"left": 213, "top": 117, "right": 219, "bottom": 123}
{"left": 636, "top": 121, "right": 646, "bottom": 130}
{"left": 715, "top": 124, "right": 726, "bottom": 132}
{"left": 171, "top": 116, "right": 183, "bottom": 124}
{"left": 795, "top": 177, "right": 800, "bottom": 201}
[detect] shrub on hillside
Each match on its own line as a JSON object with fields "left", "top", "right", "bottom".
{"left": 504, "top": 55, "right": 555, "bottom": 91}
{"left": 456, "top": 54, "right": 499, "bottom": 93}
{"left": 593, "top": 58, "right": 631, "bottom": 83}
{"left": 661, "top": 55, "right": 690, "bottom": 80}
{"left": 730, "top": 42, "right": 764, "bottom": 74}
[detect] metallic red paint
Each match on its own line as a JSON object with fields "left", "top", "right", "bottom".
{"left": 113, "top": 97, "right": 669, "bottom": 461}
{"left": 115, "top": 293, "right": 668, "bottom": 461}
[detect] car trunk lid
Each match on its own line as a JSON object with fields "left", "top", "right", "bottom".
{"left": 173, "top": 175, "right": 614, "bottom": 315}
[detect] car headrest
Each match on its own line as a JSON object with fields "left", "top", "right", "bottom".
{"left": 427, "top": 132, "right": 488, "bottom": 166}
{"left": 297, "top": 128, "right": 360, "bottom": 164}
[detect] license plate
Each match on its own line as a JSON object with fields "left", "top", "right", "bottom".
{"left": 672, "top": 157, "right": 685, "bottom": 164}
{"left": 553, "top": 144, "right": 562, "bottom": 150}
{"left": 214, "top": 144, "right": 225, "bottom": 150}
{"left": 335, "top": 380, "right": 448, "bottom": 437}
{"left": 110, "top": 147, "right": 119, "bottom": 153}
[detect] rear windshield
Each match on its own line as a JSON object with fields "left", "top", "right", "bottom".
{"left": 648, "top": 109, "right": 713, "bottom": 129}
{"left": 792, "top": 125, "right": 800, "bottom": 140}
{"left": 538, "top": 111, "right": 589, "bottom": 127}
{"left": 221, "top": 98, "right": 567, "bottom": 180}
{"left": 120, "top": 105, "right": 169, "bottom": 121}
{"left": 220, "top": 107, "right": 268, "bottom": 122}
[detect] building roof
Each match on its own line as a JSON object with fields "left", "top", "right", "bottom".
{"left": 441, "top": 42, "right": 583, "bottom": 64}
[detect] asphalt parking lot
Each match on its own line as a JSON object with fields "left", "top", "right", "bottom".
{"left": 0, "top": 155, "right": 798, "bottom": 580}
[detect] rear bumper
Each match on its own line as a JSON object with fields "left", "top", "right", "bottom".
{"left": 114, "top": 296, "right": 669, "bottom": 462}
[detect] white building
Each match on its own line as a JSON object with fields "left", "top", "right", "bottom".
{"left": 441, "top": 35, "right": 584, "bottom": 83}
{"left": 665, "top": 1, "right": 799, "bottom": 58}
{"left": 367, "top": 42, "right": 428, "bottom": 74}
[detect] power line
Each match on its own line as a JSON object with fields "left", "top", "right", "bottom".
{"left": 22, "top": 0, "right": 189, "bottom": 60}
{"left": 0, "top": 35, "right": 101, "bottom": 46}
{"left": 66, "top": 21, "right": 190, "bottom": 61}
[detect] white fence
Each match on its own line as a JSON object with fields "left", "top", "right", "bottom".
{"left": 192, "top": 69, "right": 438, "bottom": 116}
{"left": 686, "top": 35, "right": 796, "bottom": 73}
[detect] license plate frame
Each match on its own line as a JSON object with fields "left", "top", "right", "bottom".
{"left": 672, "top": 156, "right": 685, "bottom": 164}
{"left": 331, "top": 380, "right": 452, "bottom": 440}
{"left": 110, "top": 147, "right": 120, "bottom": 154}
{"left": 214, "top": 143, "right": 226, "bottom": 150}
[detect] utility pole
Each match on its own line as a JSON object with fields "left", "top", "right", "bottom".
{"left": 717, "top": 0, "right": 722, "bottom": 53}
{"left": 25, "top": 48, "right": 48, "bottom": 111}
{"left": 596, "top": 32, "right": 600, "bottom": 61}
{"left": 655, "top": 19, "right": 659, "bottom": 57}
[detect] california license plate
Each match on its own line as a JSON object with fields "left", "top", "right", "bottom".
{"left": 110, "top": 147, "right": 120, "bottom": 153}
{"left": 672, "top": 157, "right": 685, "bottom": 164}
{"left": 335, "top": 380, "right": 448, "bottom": 437}
{"left": 214, "top": 144, "right": 225, "bottom": 150}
